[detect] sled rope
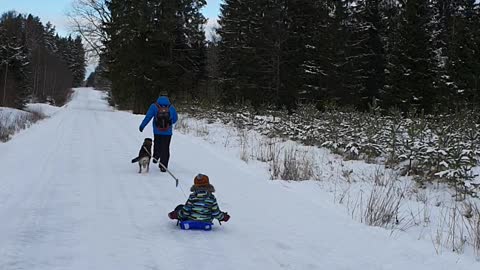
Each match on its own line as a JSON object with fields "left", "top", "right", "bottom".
{"left": 178, "top": 184, "right": 188, "bottom": 199}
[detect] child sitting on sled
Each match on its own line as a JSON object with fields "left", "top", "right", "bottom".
{"left": 168, "top": 174, "right": 230, "bottom": 224}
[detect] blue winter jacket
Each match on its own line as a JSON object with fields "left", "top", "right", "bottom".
{"left": 139, "top": 96, "right": 178, "bottom": 136}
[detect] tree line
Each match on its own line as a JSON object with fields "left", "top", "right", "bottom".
{"left": 82, "top": 0, "right": 480, "bottom": 114}
{"left": 218, "top": 0, "right": 480, "bottom": 113}
{"left": 0, "top": 11, "right": 86, "bottom": 108}
{"left": 83, "top": 0, "right": 207, "bottom": 113}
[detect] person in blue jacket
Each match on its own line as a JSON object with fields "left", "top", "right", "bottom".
{"left": 139, "top": 94, "right": 178, "bottom": 172}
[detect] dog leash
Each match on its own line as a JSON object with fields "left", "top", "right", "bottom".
{"left": 142, "top": 146, "right": 153, "bottom": 158}
{"left": 143, "top": 146, "right": 187, "bottom": 197}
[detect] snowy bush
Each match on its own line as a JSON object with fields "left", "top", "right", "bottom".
{"left": 177, "top": 102, "right": 480, "bottom": 197}
{"left": 175, "top": 118, "right": 191, "bottom": 133}
{"left": 0, "top": 108, "right": 43, "bottom": 142}
{"left": 363, "top": 181, "right": 403, "bottom": 228}
{"left": 278, "top": 147, "right": 317, "bottom": 181}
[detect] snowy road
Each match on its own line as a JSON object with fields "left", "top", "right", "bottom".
{"left": 0, "top": 88, "right": 477, "bottom": 270}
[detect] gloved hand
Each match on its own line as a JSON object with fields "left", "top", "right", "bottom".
{"left": 139, "top": 126, "right": 144, "bottom": 132}
{"left": 168, "top": 210, "right": 178, "bottom": 220}
{"left": 221, "top": 212, "right": 230, "bottom": 222}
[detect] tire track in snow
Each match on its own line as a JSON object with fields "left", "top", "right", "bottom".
{"left": 107, "top": 115, "right": 209, "bottom": 269}
{"left": 0, "top": 109, "right": 73, "bottom": 269}
{"left": 117, "top": 116, "right": 274, "bottom": 269}
{"left": 87, "top": 110, "right": 166, "bottom": 270}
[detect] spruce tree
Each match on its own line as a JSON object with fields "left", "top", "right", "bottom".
{"left": 72, "top": 36, "right": 86, "bottom": 87}
{"left": 341, "top": 0, "right": 386, "bottom": 110}
{"left": 0, "top": 12, "right": 30, "bottom": 108}
{"left": 217, "top": 0, "right": 257, "bottom": 104}
{"left": 326, "top": 0, "right": 349, "bottom": 107}
{"left": 0, "top": 12, "right": 78, "bottom": 107}
{"left": 173, "top": 0, "right": 207, "bottom": 97}
{"left": 446, "top": 0, "right": 480, "bottom": 106}
{"left": 384, "top": 0, "right": 436, "bottom": 113}
{"left": 104, "top": 0, "right": 207, "bottom": 112}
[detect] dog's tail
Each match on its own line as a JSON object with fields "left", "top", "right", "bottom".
{"left": 131, "top": 157, "right": 140, "bottom": 163}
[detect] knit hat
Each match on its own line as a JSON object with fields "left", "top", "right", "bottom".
{"left": 191, "top": 174, "right": 215, "bottom": 193}
{"left": 194, "top": 174, "right": 210, "bottom": 187}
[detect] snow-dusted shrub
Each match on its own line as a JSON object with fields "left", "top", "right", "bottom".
{"left": 175, "top": 118, "right": 191, "bottom": 133}
{"left": 463, "top": 203, "right": 480, "bottom": 257}
{"left": 238, "top": 129, "right": 250, "bottom": 162}
{"left": 428, "top": 199, "right": 480, "bottom": 256}
{"left": 434, "top": 203, "right": 468, "bottom": 254}
{"left": 194, "top": 123, "right": 209, "bottom": 137}
{"left": 264, "top": 145, "right": 318, "bottom": 181}
{"left": 0, "top": 108, "right": 43, "bottom": 142}
{"left": 279, "top": 147, "right": 317, "bottom": 181}
{"left": 362, "top": 174, "right": 404, "bottom": 228}
{"left": 256, "top": 138, "right": 281, "bottom": 163}
{"left": 176, "top": 101, "right": 480, "bottom": 196}
{"left": 385, "top": 108, "right": 404, "bottom": 165}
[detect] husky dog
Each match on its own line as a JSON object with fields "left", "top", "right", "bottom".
{"left": 131, "top": 138, "right": 153, "bottom": 173}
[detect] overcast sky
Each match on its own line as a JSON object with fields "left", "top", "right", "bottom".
{"left": 0, "top": 0, "right": 222, "bottom": 37}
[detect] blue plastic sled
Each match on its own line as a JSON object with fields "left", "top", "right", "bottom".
{"left": 179, "top": 221, "right": 213, "bottom": 231}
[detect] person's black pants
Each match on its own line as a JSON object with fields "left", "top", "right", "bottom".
{"left": 154, "top": 135, "right": 172, "bottom": 168}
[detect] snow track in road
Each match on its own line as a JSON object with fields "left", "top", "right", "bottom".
{"left": 0, "top": 88, "right": 477, "bottom": 270}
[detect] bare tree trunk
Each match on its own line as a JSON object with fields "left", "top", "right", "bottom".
{"left": 2, "top": 62, "right": 8, "bottom": 106}
{"left": 33, "top": 63, "right": 37, "bottom": 97}
{"left": 52, "top": 72, "right": 57, "bottom": 99}
{"left": 43, "top": 62, "right": 47, "bottom": 98}
{"left": 34, "top": 49, "right": 41, "bottom": 98}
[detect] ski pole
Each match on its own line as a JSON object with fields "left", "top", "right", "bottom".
{"left": 158, "top": 162, "right": 179, "bottom": 187}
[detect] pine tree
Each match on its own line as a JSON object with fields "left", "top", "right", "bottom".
{"left": 429, "top": 0, "right": 463, "bottom": 109}
{"left": 72, "top": 36, "right": 86, "bottom": 87}
{"left": 104, "top": 0, "right": 207, "bottom": 112}
{"left": 105, "top": 0, "right": 153, "bottom": 111}
{"left": 217, "top": 0, "right": 258, "bottom": 105}
{"left": 173, "top": 0, "right": 207, "bottom": 97}
{"left": 94, "top": 54, "right": 111, "bottom": 91}
{"left": 384, "top": 0, "right": 436, "bottom": 113}
{"left": 86, "top": 71, "right": 95, "bottom": 87}
{"left": 341, "top": 0, "right": 386, "bottom": 110}
{"left": 446, "top": 0, "right": 480, "bottom": 106}
{"left": 218, "top": 0, "right": 310, "bottom": 109}
{"left": 0, "top": 12, "right": 30, "bottom": 108}
{"left": 294, "top": 0, "right": 331, "bottom": 105}
{"left": 326, "top": 0, "right": 350, "bottom": 107}
{"left": 0, "top": 11, "right": 81, "bottom": 107}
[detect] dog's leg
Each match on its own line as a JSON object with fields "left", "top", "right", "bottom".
{"left": 138, "top": 163, "right": 142, "bottom": 173}
{"left": 146, "top": 162, "right": 150, "bottom": 173}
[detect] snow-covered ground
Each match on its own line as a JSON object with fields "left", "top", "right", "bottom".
{"left": 177, "top": 115, "right": 480, "bottom": 258}
{"left": 25, "top": 103, "right": 61, "bottom": 117}
{"left": 0, "top": 88, "right": 478, "bottom": 269}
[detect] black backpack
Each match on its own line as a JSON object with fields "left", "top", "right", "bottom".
{"left": 154, "top": 102, "right": 171, "bottom": 131}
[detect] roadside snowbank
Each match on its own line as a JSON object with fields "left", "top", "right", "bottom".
{"left": 0, "top": 103, "right": 60, "bottom": 142}
{"left": 25, "top": 103, "right": 61, "bottom": 117}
